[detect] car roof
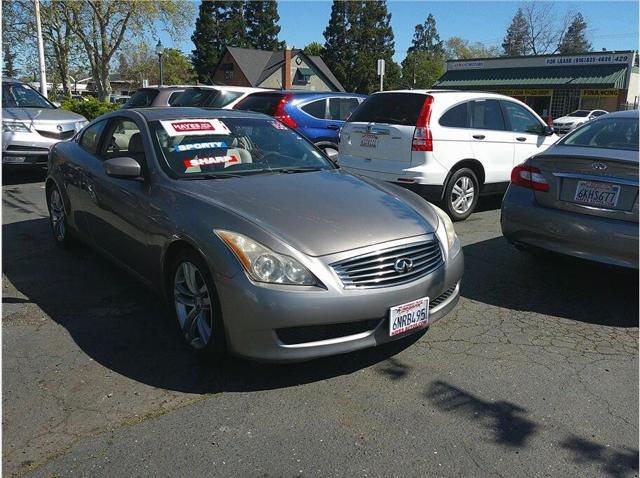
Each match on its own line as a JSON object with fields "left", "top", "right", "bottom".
{"left": 246, "top": 90, "right": 367, "bottom": 98}
{"left": 600, "top": 110, "right": 637, "bottom": 119}
{"left": 371, "top": 89, "right": 522, "bottom": 101}
{"left": 130, "top": 107, "right": 269, "bottom": 122}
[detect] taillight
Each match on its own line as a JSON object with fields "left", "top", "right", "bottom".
{"left": 511, "top": 163, "right": 549, "bottom": 192}
{"left": 273, "top": 94, "right": 297, "bottom": 129}
{"left": 412, "top": 95, "right": 433, "bottom": 152}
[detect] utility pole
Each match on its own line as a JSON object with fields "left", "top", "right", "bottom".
{"left": 34, "top": 0, "right": 48, "bottom": 98}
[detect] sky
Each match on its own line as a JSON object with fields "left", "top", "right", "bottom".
{"left": 158, "top": 0, "right": 640, "bottom": 63}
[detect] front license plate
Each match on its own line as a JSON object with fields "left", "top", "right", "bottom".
{"left": 573, "top": 180, "right": 621, "bottom": 208}
{"left": 4, "top": 156, "right": 26, "bottom": 164}
{"left": 389, "top": 297, "right": 429, "bottom": 337}
{"left": 360, "top": 134, "right": 378, "bottom": 148}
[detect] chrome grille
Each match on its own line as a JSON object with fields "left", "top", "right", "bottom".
{"left": 332, "top": 240, "right": 443, "bottom": 289}
{"left": 37, "top": 129, "right": 75, "bottom": 140}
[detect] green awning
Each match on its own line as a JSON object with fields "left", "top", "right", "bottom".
{"left": 297, "top": 67, "right": 314, "bottom": 76}
{"left": 434, "top": 64, "right": 628, "bottom": 90}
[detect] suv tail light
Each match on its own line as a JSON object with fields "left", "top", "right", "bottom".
{"left": 511, "top": 163, "right": 549, "bottom": 192}
{"left": 412, "top": 95, "right": 434, "bottom": 152}
{"left": 273, "top": 94, "right": 297, "bottom": 129}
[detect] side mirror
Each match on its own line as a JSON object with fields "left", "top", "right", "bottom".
{"left": 542, "top": 125, "right": 555, "bottom": 136}
{"left": 104, "top": 156, "right": 141, "bottom": 179}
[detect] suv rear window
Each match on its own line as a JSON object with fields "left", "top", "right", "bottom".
{"left": 124, "top": 89, "right": 159, "bottom": 108}
{"left": 234, "top": 93, "right": 284, "bottom": 115}
{"left": 347, "top": 93, "right": 426, "bottom": 126}
{"left": 171, "top": 88, "right": 218, "bottom": 107}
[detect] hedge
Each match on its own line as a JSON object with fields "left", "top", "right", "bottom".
{"left": 60, "top": 97, "right": 120, "bottom": 121}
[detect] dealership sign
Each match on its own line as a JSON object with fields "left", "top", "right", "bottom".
{"left": 581, "top": 89, "right": 619, "bottom": 97}
{"left": 448, "top": 51, "right": 635, "bottom": 71}
{"left": 495, "top": 89, "right": 552, "bottom": 97}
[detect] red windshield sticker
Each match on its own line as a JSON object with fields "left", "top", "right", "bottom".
{"left": 270, "top": 120, "right": 287, "bottom": 130}
{"left": 184, "top": 155, "right": 239, "bottom": 168}
{"left": 160, "top": 119, "right": 231, "bottom": 136}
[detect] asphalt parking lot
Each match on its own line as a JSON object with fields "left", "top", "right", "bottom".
{"left": 2, "top": 168, "right": 638, "bottom": 477}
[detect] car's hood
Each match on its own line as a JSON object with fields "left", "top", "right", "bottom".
{"left": 2, "top": 107, "right": 86, "bottom": 124}
{"left": 555, "top": 116, "right": 585, "bottom": 123}
{"left": 179, "top": 169, "right": 437, "bottom": 257}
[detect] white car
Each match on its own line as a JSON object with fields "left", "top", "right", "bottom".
{"left": 338, "top": 90, "right": 558, "bottom": 220}
{"left": 171, "top": 85, "right": 271, "bottom": 109}
{"left": 552, "top": 109, "right": 608, "bottom": 134}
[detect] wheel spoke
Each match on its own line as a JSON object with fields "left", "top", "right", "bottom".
{"left": 183, "top": 306, "right": 199, "bottom": 341}
{"left": 452, "top": 184, "right": 463, "bottom": 196}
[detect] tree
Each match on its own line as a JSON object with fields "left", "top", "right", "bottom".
{"left": 400, "top": 50, "right": 443, "bottom": 89}
{"left": 303, "top": 42, "right": 325, "bottom": 57}
{"left": 2, "top": 43, "right": 18, "bottom": 78}
{"left": 118, "top": 43, "right": 194, "bottom": 86}
{"left": 502, "top": 8, "right": 528, "bottom": 56}
{"left": 245, "top": 0, "right": 283, "bottom": 50}
{"left": 557, "top": 13, "right": 591, "bottom": 54}
{"left": 323, "top": 0, "right": 351, "bottom": 92}
{"left": 445, "top": 37, "right": 500, "bottom": 59}
{"left": 408, "top": 13, "right": 444, "bottom": 57}
{"left": 60, "top": 0, "right": 193, "bottom": 100}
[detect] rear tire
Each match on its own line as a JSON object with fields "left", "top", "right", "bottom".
{"left": 443, "top": 168, "right": 479, "bottom": 221}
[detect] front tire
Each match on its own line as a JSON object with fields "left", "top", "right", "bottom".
{"left": 47, "top": 184, "right": 74, "bottom": 248}
{"left": 443, "top": 168, "right": 479, "bottom": 221}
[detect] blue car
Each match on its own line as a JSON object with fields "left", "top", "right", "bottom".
{"left": 233, "top": 90, "right": 367, "bottom": 159}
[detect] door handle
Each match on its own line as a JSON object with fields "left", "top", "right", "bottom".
{"left": 516, "top": 137, "right": 527, "bottom": 142}
{"left": 327, "top": 124, "right": 340, "bottom": 130}
{"left": 472, "top": 134, "right": 485, "bottom": 140}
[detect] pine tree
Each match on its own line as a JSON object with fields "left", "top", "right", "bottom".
{"left": 401, "top": 12, "right": 444, "bottom": 89}
{"left": 2, "top": 43, "right": 18, "bottom": 78}
{"left": 558, "top": 13, "right": 591, "bottom": 54}
{"left": 323, "top": 0, "right": 351, "bottom": 92}
{"left": 502, "top": 8, "right": 529, "bottom": 56}
{"left": 408, "top": 13, "right": 444, "bottom": 57}
{"left": 245, "top": 1, "right": 283, "bottom": 51}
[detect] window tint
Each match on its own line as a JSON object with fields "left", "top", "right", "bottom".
{"left": 102, "top": 119, "right": 145, "bottom": 164}
{"left": 469, "top": 99, "right": 505, "bottom": 130}
{"left": 561, "top": 117, "right": 639, "bottom": 151}
{"left": 328, "top": 98, "right": 360, "bottom": 121}
{"left": 167, "top": 91, "right": 184, "bottom": 106}
{"left": 301, "top": 99, "right": 327, "bottom": 119}
{"left": 234, "top": 93, "right": 284, "bottom": 115}
{"left": 79, "top": 120, "right": 107, "bottom": 154}
{"left": 348, "top": 93, "right": 426, "bottom": 126}
{"left": 439, "top": 103, "right": 469, "bottom": 128}
{"left": 171, "top": 88, "right": 218, "bottom": 107}
{"left": 124, "top": 89, "right": 159, "bottom": 108}
{"left": 502, "top": 102, "right": 543, "bottom": 134}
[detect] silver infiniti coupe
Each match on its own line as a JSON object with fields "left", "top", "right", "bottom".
{"left": 46, "top": 107, "right": 464, "bottom": 362}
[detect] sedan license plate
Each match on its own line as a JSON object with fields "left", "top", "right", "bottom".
{"left": 389, "top": 297, "right": 429, "bottom": 337}
{"left": 360, "top": 134, "right": 378, "bottom": 148}
{"left": 573, "top": 180, "right": 621, "bottom": 208}
{"left": 4, "top": 156, "right": 26, "bottom": 164}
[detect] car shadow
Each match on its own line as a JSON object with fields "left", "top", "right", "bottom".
{"left": 461, "top": 236, "right": 638, "bottom": 327}
{"left": 2, "top": 217, "right": 424, "bottom": 394}
{"left": 2, "top": 166, "right": 48, "bottom": 186}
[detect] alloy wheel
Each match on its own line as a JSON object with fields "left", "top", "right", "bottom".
{"left": 173, "top": 261, "right": 213, "bottom": 350}
{"left": 49, "top": 188, "right": 66, "bottom": 242}
{"left": 450, "top": 176, "right": 475, "bottom": 214}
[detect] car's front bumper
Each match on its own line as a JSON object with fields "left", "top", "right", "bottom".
{"left": 501, "top": 184, "right": 639, "bottom": 269}
{"left": 2, "top": 130, "right": 71, "bottom": 165}
{"left": 215, "top": 246, "right": 464, "bottom": 362}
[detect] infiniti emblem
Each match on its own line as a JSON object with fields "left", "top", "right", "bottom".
{"left": 56, "top": 124, "right": 63, "bottom": 132}
{"left": 592, "top": 162, "right": 607, "bottom": 171}
{"left": 394, "top": 257, "right": 414, "bottom": 274}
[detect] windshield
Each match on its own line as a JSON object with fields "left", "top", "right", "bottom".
{"left": 124, "top": 89, "right": 159, "bottom": 108}
{"left": 203, "top": 90, "right": 244, "bottom": 108}
{"left": 567, "top": 110, "right": 591, "bottom": 117}
{"left": 2, "top": 83, "right": 54, "bottom": 109}
{"left": 560, "top": 117, "right": 639, "bottom": 151}
{"left": 171, "top": 88, "right": 218, "bottom": 107}
{"left": 152, "top": 116, "right": 334, "bottom": 178}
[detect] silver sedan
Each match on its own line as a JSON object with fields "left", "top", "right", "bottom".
{"left": 502, "top": 110, "right": 638, "bottom": 269}
{"left": 46, "top": 108, "right": 464, "bottom": 362}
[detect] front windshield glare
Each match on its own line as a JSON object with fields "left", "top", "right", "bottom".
{"left": 2, "top": 83, "right": 54, "bottom": 109}
{"left": 561, "top": 117, "right": 639, "bottom": 151}
{"left": 568, "top": 110, "right": 590, "bottom": 117}
{"left": 152, "top": 117, "right": 333, "bottom": 178}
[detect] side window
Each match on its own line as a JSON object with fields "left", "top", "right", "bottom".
{"left": 439, "top": 102, "right": 469, "bottom": 128}
{"left": 592, "top": 111, "right": 607, "bottom": 117}
{"left": 502, "top": 101, "right": 544, "bottom": 134}
{"left": 328, "top": 98, "right": 360, "bottom": 121}
{"left": 469, "top": 99, "right": 505, "bottom": 131}
{"left": 101, "top": 119, "right": 145, "bottom": 164}
{"left": 167, "top": 91, "right": 184, "bottom": 106}
{"left": 301, "top": 99, "right": 327, "bottom": 119}
{"left": 79, "top": 120, "right": 108, "bottom": 154}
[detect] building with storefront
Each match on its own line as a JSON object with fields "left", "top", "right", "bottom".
{"left": 433, "top": 50, "right": 638, "bottom": 121}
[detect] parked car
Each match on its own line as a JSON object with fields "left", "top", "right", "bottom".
{"left": 553, "top": 109, "right": 608, "bottom": 134}
{"left": 122, "top": 86, "right": 191, "bottom": 109}
{"left": 2, "top": 78, "right": 88, "bottom": 166}
{"left": 502, "top": 110, "right": 638, "bottom": 269}
{"left": 46, "top": 107, "right": 463, "bottom": 361}
{"left": 233, "top": 90, "right": 367, "bottom": 160}
{"left": 171, "top": 86, "right": 268, "bottom": 110}
{"left": 338, "top": 90, "right": 558, "bottom": 220}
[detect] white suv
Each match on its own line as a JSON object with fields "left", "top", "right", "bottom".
{"left": 338, "top": 90, "right": 558, "bottom": 220}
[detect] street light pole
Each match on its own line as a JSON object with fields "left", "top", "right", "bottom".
{"left": 155, "top": 40, "right": 164, "bottom": 86}
{"left": 34, "top": 0, "right": 48, "bottom": 97}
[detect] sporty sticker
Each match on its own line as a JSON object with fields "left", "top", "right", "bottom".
{"left": 160, "top": 119, "right": 231, "bottom": 137}
{"left": 184, "top": 155, "right": 239, "bottom": 168}
{"left": 270, "top": 120, "right": 287, "bottom": 130}
{"left": 174, "top": 141, "right": 227, "bottom": 152}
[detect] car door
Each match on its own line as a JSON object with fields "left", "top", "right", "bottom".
{"left": 297, "top": 98, "right": 330, "bottom": 141}
{"left": 465, "top": 99, "right": 515, "bottom": 185}
{"left": 86, "top": 117, "right": 155, "bottom": 278}
{"left": 501, "top": 100, "right": 556, "bottom": 166}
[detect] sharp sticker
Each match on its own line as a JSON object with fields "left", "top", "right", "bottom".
{"left": 183, "top": 155, "right": 239, "bottom": 168}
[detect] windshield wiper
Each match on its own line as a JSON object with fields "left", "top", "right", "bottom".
{"left": 270, "top": 167, "right": 326, "bottom": 174}
{"left": 182, "top": 172, "right": 245, "bottom": 180}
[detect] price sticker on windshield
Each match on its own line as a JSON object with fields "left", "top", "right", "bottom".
{"left": 160, "top": 119, "right": 231, "bottom": 137}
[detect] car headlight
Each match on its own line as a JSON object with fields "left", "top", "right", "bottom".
{"left": 215, "top": 230, "right": 318, "bottom": 286}
{"left": 431, "top": 204, "right": 457, "bottom": 250}
{"left": 2, "top": 121, "right": 30, "bottom": 133}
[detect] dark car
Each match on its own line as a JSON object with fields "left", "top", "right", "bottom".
{"left": 122, "top": 86, "right": 192, "bottom": 109}
{"left": 233, "top": 91, "right": 367, "bottom": 159}
{"left": 45, "top": 107, "right": 463, "bottom": 361}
